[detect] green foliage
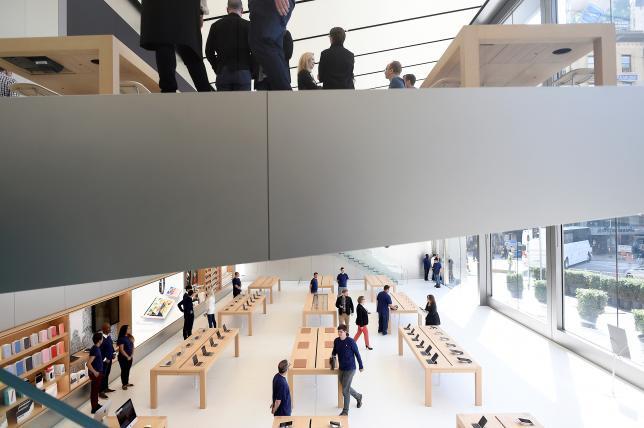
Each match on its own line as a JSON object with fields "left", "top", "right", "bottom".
{"left": 506, "top": 273, "right": 524, "bottom": 297}
{"left": 633, "top": 309, "right": 644, "bottom": 334}
{"left": 534, "top": 280, "right": 547, "bottom": 304}
{"left": 576, "top": 289, "right": 608, "bottom": 323}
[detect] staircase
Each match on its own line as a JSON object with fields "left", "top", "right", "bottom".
{"left": 338, "top": 249, "right": 406, "bottom": 286}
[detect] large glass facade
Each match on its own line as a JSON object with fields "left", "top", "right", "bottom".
{"left": 490, "top": 227, "right": 548, "bottom": 322}
{"left": 558, "top": 0, "right": 644, "bottom": 87}
{"left": 563, "top": 215, "right": 644, "bottom": 366}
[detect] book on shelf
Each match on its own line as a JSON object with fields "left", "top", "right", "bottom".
{"left": 15, "top": 399, "right": 34, "bottom": 424}
{"left": 44, "top": 365, "right": 54, "bottom": 382}
{"left": 54, "top": 364, "right": 65, "bottom": 376}
{"left": 50, "top": 344, "right": 58, "bottom": 359}
{"left": 15, "top": 359, "right": 25, "bottom": 376}
{"left": 41, "top": 348, "right": 51, "bottom": 364}
{"left": 47, "top": 326, "right": 57, "bottom": 340}
{"left": 11, "top": 340, "right": 21, "bottom": 355}
{"left": 1, "top": 344, "right": 11, "bottom": 360}
{"left": 56, "top": 342, "right": 65, "bottom": 356}
{"left": 21, "top": 337, "right": 30, "bottom": 351}
{"left": 32, "top": 352, "right": 42, "bottom": 368}
{"left": 25, "top": 356, "right": 33, "bottom": 372}
{"left": 57, "top": 323, "right": 65, "bottom": 335}
{"left": 2, "top": 387, "right": 16, "bottom": 406}
{"left": 5, "top": 364, "right": 16, "bottom": 376}
{"left": 38, "top": 330, "right": 48, "bottom": 343}
{"left": 29, "top": 333, "right": 39, "bottom": 348}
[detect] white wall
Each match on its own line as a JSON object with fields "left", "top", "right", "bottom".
{"left": 0, "top": 0, "right": 63, "bottom": 37}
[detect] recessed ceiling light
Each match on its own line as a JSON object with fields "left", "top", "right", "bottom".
{"left": 552, "top": 48, "right": 572, "bottom": 55}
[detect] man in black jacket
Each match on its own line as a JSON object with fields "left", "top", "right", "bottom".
{"left": 206, "top": 0, "right": 253, "bottom": 91}
{"left": 335, "top": 289, "right": 354, "bottom": 333}
{"left": 318, "top": 27, "right": 355, "bottom": 90}
{"left": 249, "top": 0, "right": 294, "bottom": 90}
{"left": 177, "top": 289, "right": 196, "bottom": 339}
{"left": 140, "top": 0, "right": 212, "bottom": 92}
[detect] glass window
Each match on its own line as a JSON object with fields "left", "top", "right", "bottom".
{"left": 502, "top": 0, "right": 542, "bottom": 25}
{"left": 491, "top": 227, "right": 548, "bottom": 322}
{"left": 563, "top": 215, "right": 644, "bottom": 367}
{"left": 587, "top": 55, "right": 595, "bottom": 68}
{"left": 621, "top": 54, "right": 632, "bottom": 72}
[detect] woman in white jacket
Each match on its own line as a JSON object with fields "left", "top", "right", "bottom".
{"left": 206, "top": 291, "right": 217, "bottom": 328}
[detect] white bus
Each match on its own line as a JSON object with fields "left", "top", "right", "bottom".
{"left": 522, "top": 226, "right": 592, "bottom": 269}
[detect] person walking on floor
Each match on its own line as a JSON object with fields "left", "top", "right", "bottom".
{"left": 385, "top": 61, "right": 405, "bottom": 89}
{"left": 206, "top": 290, "right": 217, "bottom": 328}
{"left": 310, "top": 272, "right": 319, "bottom": 294}
{"left": 178, "top": 289, "right": 196, "bottom": 339}
{"left": 205, "top": 0, "right": 253, "bottom": 91}
{"left": 354, "top": 296, "right": 372, "bottom": 350}
{"left": 99, "top": 323, "right": 115, "bottom": 399}
{"left": 297, "top": 52, "right": 320, "bottom": 90}
{"left": 431, "top": 254, "right": 438, "bottom": 281}
{"left": 335, "top": 288, "right": 354, "bottom": 333}
{"left": 232, "top": 271, "right": 242, "bottom": 297}
{"left": 433, "top": 257, "right": 443, "bottom": 288}
{"left": 249, "top": 0, "right": 295, "bottom": 90}
{"left": 376, "top": 285, "right": 398, "bottom": 335}
{"left": 337, "top": 267, "right": 349, "bottom": 294}
{"left": 424, "top": 295, "right": 441, "bottom": 326}
{"left": 116, "top": 325, "right": 134, "bottom": 390}
{"left": 271, "top": 360, "right": 292, "bottom": 417}
{"left": 423, "top": 254, "right": 431, "bottom": 281}
{"left": 88, "top": 333, "right": 104, "bottom": 414}
{"left": 318, "top": 27, "right": 355, "bottom": 89}
{"left": 332, "top": 324, "right": 363, "bottom": 416}
{"left": 140, "top": 0, "right": 212, "bottom": 92}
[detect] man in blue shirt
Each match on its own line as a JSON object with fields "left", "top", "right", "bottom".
{"left": 310, "top": 272, "right": 319, "bottom": 294}
{"left": 271, "top": 360, "right": 292, "bottom": 417}
{"left": 332, "top": 324, "right": 363, "bottom": 416}
{"left": 433, "top": 257, "right": 443, "bottom": 288}
{"left": 423, "top": 254, "right": 431, "bottom": 281}
{"left": 99, "top": 323, "right": 115, "bottom": 398}
{"left": 385, "top": 61, "right": 405, "bottom": 89}
{"left": 178, "top": 289, "right": 195, "bottom": 339}
{"left": 232, "top": 271, "right": 242, "bottom": 297}
{"left": 88, "top": 332, "right": 104, "bottom": 414}
{"left": 337, "top": 267, "right": 349, "bottom": 293}
{"left": 376, "top": 285, "right": 398, "bottom": 335}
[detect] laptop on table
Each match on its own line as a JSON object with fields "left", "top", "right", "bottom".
{"left": 115, "top": 399, "right": 137, "bottom": 428}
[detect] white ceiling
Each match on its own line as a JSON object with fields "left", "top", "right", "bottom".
{"left": 201, "top": 0, "right": 483, "bottom": 89}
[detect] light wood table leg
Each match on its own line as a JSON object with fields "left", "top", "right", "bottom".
{"left": 234, "top": 332, "right": 240, "bottom": 357}
{"left": 278, "top": 279, "right": 281, "bottom": 291}
{"left": 475, "top": 369, "right": 482, "bottom": 406}
{"left": 364, "top": 278, "right": 367, "bottom": 290}
{"left": 248, "top": 313, "right": 253, "bottom": 336}
{"left": 199, "top": 372, "right": 207, "bottom": 409}
{"left": 333, "top": 312, "right": 338, "bottom": 326}
{"left": 98, "top": 38, "right": 119, "bottom": 94}
{"left": 269, "top": 288, "right": 273, "bottom": 304}
{"left": 217, "top": 313, "right": 222, "bottom": 328}
{"left": 371, "top": 287, "right": 374, "bottom": 302}
{"left": 425, "top": 369, "right": 433, "bottom": 407}
{"left": 263, "top": 298, "right": 267, "bottom": 314}
{"left": 337, "top": 375, "right": 343, "bottom": 408}
{"left": 398, "top": 332, "right": 403, "bottom": 356}
{"left": 150, "top": 371, "right": 158, "bottom": 409}
{"left": 288, "top": 372, "right": 294, "bottom": 408}
{"left": 387, "top": 313, "right": 392, "bottom": 334}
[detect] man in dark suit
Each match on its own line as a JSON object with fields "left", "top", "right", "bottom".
{"left": 206, "top": 0, "right": 253, "bottom": 91}
{"left": 140, "top": 0, "right": 212, "bottom": 93}
{"left": 249, "top": 0, "right": 295, "bottom": 90}
{"left": 177, "top": 289, "right": 196, "bottom": 339}
{"left": 318, "top": 27, "right": 355, "bottom": 90}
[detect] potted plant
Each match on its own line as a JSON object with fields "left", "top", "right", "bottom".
{"left": 576, "top": 289, "right": 608, "bottom": 326}
{"left": 534, "top": 280, "right": 547, "bottom": 304}
{"left": 506, "top": 273, "right": 523, "bottom": 299}
{"left": 633, "top": 309, "right": 644, "bottom": 336}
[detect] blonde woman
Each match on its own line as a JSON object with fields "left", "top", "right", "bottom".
{"left": 297, "top": 52, "right": 320, "bottom": 90}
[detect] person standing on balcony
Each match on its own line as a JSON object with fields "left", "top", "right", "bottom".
{"left": 337, "top": 267, "right": 349, "bottom": 293}
{"left": 141, "top": 0, "right": 212, "bottom": 92}
{"left": 206, "top": 0, "right": 253, "bottom": 91}
{"left": 403, "top": 73, "right": 417, "bottom": 88}
{"left": 249, "top": 0, "right": 295, "bottom": 90}
{"left": 297, "top": 52, "right": 320, "bottom": 90}
{"left": 318, "top": 27, "right": 355, "bottom": 89}
{"left": 88, "top": 333, "right": 104, "bottom": 414}
{"left": 385, "top": 61, "right": 405, "bottom": 89}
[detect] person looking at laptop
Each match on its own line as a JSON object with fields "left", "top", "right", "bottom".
{"left": 232, "top": 271, "right": 242, "bottom": 297}
{"left": 271, "top": 360, "right": 292, "bottom": 417}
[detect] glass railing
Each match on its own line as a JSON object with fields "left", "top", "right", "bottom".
{"left": 339, "top": 249, "right": 407, "bottom": 284}
{"left": 0, "top": 367, "right": 103, "bottom": 427}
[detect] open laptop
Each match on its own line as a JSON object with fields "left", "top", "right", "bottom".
{"left": 115, "top": 399, "right": 137, "bottom": 428}
{"left": 216, "top": 331, "right": 223, "bottom": 340}
{"left": 412, "top": 334, "right": 420, "bottom": 342}
{"left": 426, "top": 353, "right": 439, "bottom": 365}
{"left": 471, "top": 416, "right": 487, "bottom": 428}
{"left": 421, "top": 344, "right": 433, "bottom": 356}
{"left": 192, "top": 355, "right": 203, "bottom": 367}
{"left": 201, "top": 345, "right": 213, "bottom": 357}
{"left": 407, "top": 328, "right": 415, "bottom": 336}
{"left": 415, "top": 340, "right": 425, "bottom": 349}
{"left": 223, "top": 324, "right": 231, "bottom": 332}
{"left": 209, "top": 337, "right": 219, "bottom": 348}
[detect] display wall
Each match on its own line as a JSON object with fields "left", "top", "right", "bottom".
{"left": 130, "top": 272, "right": 185, "bottom": 346}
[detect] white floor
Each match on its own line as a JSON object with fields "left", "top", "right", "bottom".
{"left": 56, "top": 278, "right": 644, "bottom": 428}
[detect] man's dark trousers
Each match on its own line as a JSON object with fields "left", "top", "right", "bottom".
{"left": 183, "top": 313, "right": 194, "bottom": 339}
{"left": 249, "top": 0, "right": 294, "bottom": 90}
{"left": 155, "top": 44, "right": 212, "bottom": 93}
{"left": 216, "top": 68, "right": 252, "bottom": 91}
{"left": 424, "top": 267, "right": 429, "bottom": 281}
{"left": 100, "top": 359, "right": 112, "bottom": 392}
{"left": 378, "top": 311, "right": 389, "bottom": 335}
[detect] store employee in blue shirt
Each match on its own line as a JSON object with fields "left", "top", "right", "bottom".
{"left": 88, "top": 332, "right": 104, "bottom": 414}
{"left": 310, "top": 272, "right": 319, "bottom": 294}
{"left": 271, "top": 360, "right": 292, "bottom": 416}
{"left": 232, "top": 271, "right": 242, "bottom": 297}
{"left": 337, "top": 267, "right": 349, "bottom": 293}
{"left": 99, "top": 323, "right": 115, "bottom": 398}
{"left": 376, "top": 285, "right": 397, "bottom": 335}
{"left": 332, "top": 324, "right": 363, "bottom": 416}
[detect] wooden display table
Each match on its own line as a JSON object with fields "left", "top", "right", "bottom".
{"left": 105, "top": 416, "right": 167, "bottom": 428}
{"left": 218, "top": 291, "right": 267, "bottom": 336}
{"left": 317, "top": 274, "right": 335, "bottom": 291}
{"left": 273, "top": 416, "right": 349, "bottom": 428}
{"left": 288, "top": 327, "right": 342, "bottom": 408}
{"left": 421, "top": 23, "right": 616, "bottom": 88}
{"left": 248, "top": 276, "right": 281, "bottom": 304}
{"left": 149, "top": 327, "right": 239, "bottom": 409}
{"left": 364, "top": 275, "right": 397, "bottom": 301}
{"left": 0, "top": 35, "right": 160, "bottom": 94}
{"left": 302, "top": 293, "right": 338, "bottom": 326}
{"left": 398, "top": 325, "right": 482, "bottom": 407}
{"left": 457, "top": 414, "right": 542, "bottom": 428}
{"left": 387, "top": 291, "right": 420, "bottom": 333}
